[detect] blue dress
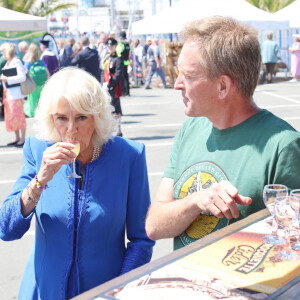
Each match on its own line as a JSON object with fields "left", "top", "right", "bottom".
{"left": 0, "top": 136, "right": 154, "bottom": 299}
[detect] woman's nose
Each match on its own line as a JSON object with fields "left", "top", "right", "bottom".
{"left": 67, "top": 120, "right": 78, "bottom": 135}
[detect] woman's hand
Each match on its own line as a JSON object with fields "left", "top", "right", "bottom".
{"left": 0, "top": 75, "right": 7, "bottom": 82}
{"left": 37, "top": 142, "right": 76, "bottom": 186}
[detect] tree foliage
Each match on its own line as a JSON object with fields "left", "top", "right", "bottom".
{"left": 0, "top": 0, "right": 76, "bottom": 17}
{"left": 246, "top": 0, "right": 296, "bottom": 13}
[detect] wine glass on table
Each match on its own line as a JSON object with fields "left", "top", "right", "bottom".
{"left": 274, "top": 197, "right": 300, "bottom": 261}
{"left": 289, "top": 190, "right": 300, "bottom": 250}
{"left": 66, "top": 141, "right": 81, "bottom": 179}
{"left": 262, "top": 184, "right": 287, "bottom": 245}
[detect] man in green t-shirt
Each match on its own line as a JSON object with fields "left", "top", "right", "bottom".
{"left": 145, "top": 16, "right": 300, "bottom": 250}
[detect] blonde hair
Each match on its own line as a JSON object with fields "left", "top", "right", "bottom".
{"left": 28, "top": 43, "right": 40, "bottom": 63}
{"left": 0, "top": 42, "right": 8, "bottom": 51}
{"left": 33, "top": 67, "right": 116, "bottom": 146}
{"left": 180, "top": 16, "right": 261, "bottom": 100}
{"left": 4, "top": 43, "right": 17, "bottom": 59}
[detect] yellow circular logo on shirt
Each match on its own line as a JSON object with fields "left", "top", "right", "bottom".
{"left": 173, "top": 161, "right": 229, "bottom": 246}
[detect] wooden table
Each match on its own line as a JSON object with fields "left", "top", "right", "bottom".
{"left": 74, "top": 209, "right": 300, "bottom": 299}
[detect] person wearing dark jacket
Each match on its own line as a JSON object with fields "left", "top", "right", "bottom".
{"left": 71, "top": 36, "right": 101, "bottom": 81}
{"left": 116, "top": 31, "right": 131, "bottom": 96}
{"left": 103, "top": 37, "right": 123, "bottom": 136}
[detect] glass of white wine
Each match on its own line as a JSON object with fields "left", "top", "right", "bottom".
{"left": 275, "top": 197, "right": 299, "bottom": 261}
{"left": 66, "top": 141, "right": 81, "bottom": 179}
{"left": 262, "top": 184, "right": 288, "bottom": 245}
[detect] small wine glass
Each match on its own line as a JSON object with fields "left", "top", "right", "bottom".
{"left": 66, "top": 141, "right": 81, "bottom": 179}
{"left": 274, "top": 197, "right": 300, "bottom": 261}
{"left": 262, "top": 184, "right": 287, "bottom": 245}
{"left": 289, "top": 190, "right": 300, "bottom": 250}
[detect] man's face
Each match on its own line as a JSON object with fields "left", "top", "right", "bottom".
{"left": 18, "top": 45, "right": 26, "bottom": 54}
{"left": 174, "top": 40, "right": 219, "bottom": 118}
{"left": 107, "top": 44, "right": 116, "bottom": 54}
{"left": 100, "top": 34, "right": 107, "bottom": 44}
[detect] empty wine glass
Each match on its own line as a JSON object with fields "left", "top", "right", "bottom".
{"left": 66, "top": 141, "right": 81, "bottom": 179}
{"left": 262, "top": 184, "right": 288, "bottom": 245}
{"left": 275, "top": 197, "right": 300, "bottom": 261}
{"left": 289, "top": 190, "right": 300, "bottom": 250}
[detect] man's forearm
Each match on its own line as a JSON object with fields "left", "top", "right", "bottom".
{"left": 145, "top": 193, "right": 201, "bottom": 240}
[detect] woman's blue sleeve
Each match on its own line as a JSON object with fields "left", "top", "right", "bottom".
{"left": 120, "top": 144, "right": 155, "bottom": 275}
{"left": 0, "top": 138, "right": 36, "bottom": 241}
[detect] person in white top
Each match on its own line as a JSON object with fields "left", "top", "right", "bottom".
{"left": 0, "top": 43, "right": 27, "bottom": 146}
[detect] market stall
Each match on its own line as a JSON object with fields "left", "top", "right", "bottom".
{"left": 0, "top": 7, "right": 47, "bottom": 41}
{"left": 132, "top": 0, "right": 289, "bottom": 35}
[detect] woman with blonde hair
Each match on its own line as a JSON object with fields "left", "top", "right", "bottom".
{"left": 0, "top": 67, "right": 154, "bottom": 300}
{"left": 0, "top": 42, "right": 27, "bottom": 146}
{"left": 23, "top": 43, "right": 49, "bottom": 117}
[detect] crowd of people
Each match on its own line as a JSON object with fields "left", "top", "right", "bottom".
{"left": 0, "top": 31, "right": 171, "bottom": 142}
{"left": 0, "top": 39, "right": 54, "bottom": 147}
{"left": 0, "top": 17, "right": 300, "bottom": 300}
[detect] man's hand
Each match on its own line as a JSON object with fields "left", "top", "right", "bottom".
{"left": 146, "top": 178, "right": 252, "bottom": 240}
{"left": 195, "top": 180, "right": 252, "bottom": 219}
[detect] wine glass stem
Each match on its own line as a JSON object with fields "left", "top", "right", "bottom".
{"left": 72, "top": 159, "right": 76, "bottom": 174}
{"left": 284, "top": 227, "right": 291, "bottom": 249}
{"left": 271, "top": 216, "right": 278, "bottom": 236}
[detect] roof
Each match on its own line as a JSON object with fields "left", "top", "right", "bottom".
{"left": 0, "top": 7, "right": 47, "bottom": 31}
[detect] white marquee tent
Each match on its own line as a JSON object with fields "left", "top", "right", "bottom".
{"left": 132, "top": 0, "right": 289, "bottom": 35}
{"left": 273, "top": 0, "right": 300, "bottom": 28}
{"left": 0, "top": 7, "right": 47, "bottom": 32}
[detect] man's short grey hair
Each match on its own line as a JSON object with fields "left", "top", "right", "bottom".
{"left": 33, "top": 67, "right": 116, "bottom": 146}
{"left": 18, "top": 41, "right": 28, "bottom": 50}
{"left": 180, "top": 16, "right": 261, "bottom": 100}
{"left": 80, "top": 36, "right": 90, "bottom": 46}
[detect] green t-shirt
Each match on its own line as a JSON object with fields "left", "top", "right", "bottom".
{"left": 164, "top": 109, "right": 300, "bottom": 250}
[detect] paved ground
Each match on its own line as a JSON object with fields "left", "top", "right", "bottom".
{"left": 0, "top": 77, "right": 299, "bottom": 299}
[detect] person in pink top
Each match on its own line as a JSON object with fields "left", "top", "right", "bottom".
{"left": 289, "top": 35, "right": 300, "bottom": 82}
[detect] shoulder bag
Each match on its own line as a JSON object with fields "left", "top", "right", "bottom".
{"left": 20, "top": 72, "right": 36, "bottom": 95}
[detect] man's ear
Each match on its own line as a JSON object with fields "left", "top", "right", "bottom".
{"left": 218, "top": 75, "right": 232, "bottom": 100}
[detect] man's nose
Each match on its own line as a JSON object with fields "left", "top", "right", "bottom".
{"left": 174, "top": 74, "right": 184, "bottom": 90}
